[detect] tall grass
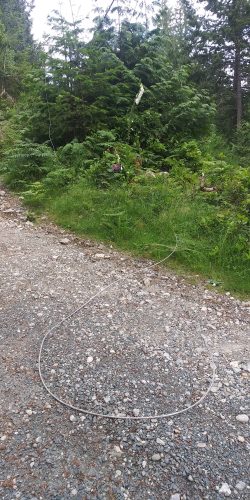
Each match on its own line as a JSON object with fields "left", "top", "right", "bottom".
{"left": 42, "top": 178, "right": 249, "bottom": 295}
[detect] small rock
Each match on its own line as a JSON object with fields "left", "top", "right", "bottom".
{"left": 219, "top": 483, "right": 231, "bottom": 496}
{"left": 113, "top": 445, "right": 123, "bottom": 457}
{"left": 70, "top": 415, "right": 76, "bottom": 422}
{"left": 94, "top": 253, "right": 106, "bottom": 259}
{"left": 151, "top": 453, "right": 161, "bottom": 461}
{"left": 242, "top": 301, "right": 250, "bottom": 307}
{"left": 60, "top": 238, "right": 70, "bottom": 245}
{"left": 230, "top": 361, "right": 239, "bottom": 369}
{"left": 156, "top": 438, "right": 165, "bottom": 446}
{"left": 230, "top": 360, "right": 241, "bottom": 374}
{"left": 3, "top": 208, "right": 15, "bottom": 214}
{"left": 235, "top": 481, "right": 246, "bottom": 491}
{"left": 0, "top": 435, "right": 7, "bottom": 441}
{"left": 26, "top": 409, "right": 33, "bottom": 416}
{"left": 163, "top": 352, "right": 171, "bottom": 361}
{"left": 241, "top": 361, "right": 250, "bottom": 373}
{"left": 0, "top": 190, "right": 6, "bottom": 196}
{"left": 133, "top": 408, "right": 140, "bottom": 417}
{"left": 71, "top": 489, "right": 78, "bottom": 496}
{"left": 237, "top": 435, "right": 245, "bottom": 443}
{"left": 170, "top": 494, "right": 181, "bottom": 500}
{"left": 87, "top": 356, "right": 93, "bottom": 364}
{"left": 115, "top": 470, "right": 122, "bottom": 478}
{"left": 196, "top": 442, "right": 207, "bottom": 448}
{"left": 236, "top": 414, "right": 249, "bottom": 423}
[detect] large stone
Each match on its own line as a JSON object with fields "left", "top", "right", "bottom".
{"left": 133, "top": 408, "right": 140, "bottom": 417}
{"left": 219, "top": 483, "right": 231, "bottom": 496}
{"left": 60, "top": 238, "right": 70, "bottom": 245}
{"left": 236, "top": 414, "right": 249, "bottom": 423}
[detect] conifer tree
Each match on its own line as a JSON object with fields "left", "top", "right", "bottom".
{"left": 181, "top": 0, "right": 250, "bottom": 131}
{"left": 0, "top": 0, "right": 34, "bottom": 98}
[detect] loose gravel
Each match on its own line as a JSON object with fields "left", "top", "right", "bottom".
{"left": 0, "top": 187, "right": 249, "bottom": 499}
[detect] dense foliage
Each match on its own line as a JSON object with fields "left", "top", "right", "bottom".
{"left": 0, "top": 0, "right": 249, "bottom": 294}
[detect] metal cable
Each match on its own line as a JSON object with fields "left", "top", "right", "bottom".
{"left": 38, "top": 235, "right": 217, "bottom": 419}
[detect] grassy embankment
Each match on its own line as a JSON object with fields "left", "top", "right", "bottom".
{"left": 23, "top": 176, "right": 249, "bottom": 296}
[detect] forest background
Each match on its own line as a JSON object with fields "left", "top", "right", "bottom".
{"left": 0, "top": 0, "right": 249, "bottom": 294}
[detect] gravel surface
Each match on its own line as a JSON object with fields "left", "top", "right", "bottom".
{"left": 0, "top": 187, "right": 249, "bottom": 499}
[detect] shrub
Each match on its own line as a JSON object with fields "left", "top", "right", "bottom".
{"left": 203, "top": 159, "right": 250, "bottom": 213}
{"left": 170, "top": 140, "right": 203, "bottom": 172}
{"left": 43, "top": 168, "right": 76, "bottom": 190}
{"left": 1, "top": 141, "right": 60, "bottom": 188}
{"left": 83, "top": 141, "right": 139, "bottom": 188}
{"left": 86, "top": 151, "right": 128, "bottom": 188}
{"left": 57, "top": 141, "right": 88, "bottom": 171}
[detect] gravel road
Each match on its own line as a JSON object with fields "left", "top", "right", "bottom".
{"left": 0, "top": 187, "right": 249, "bottom": 499}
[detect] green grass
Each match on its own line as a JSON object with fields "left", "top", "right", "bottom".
{"left": 31, "top": 178, "right": 250, "bottom": 296}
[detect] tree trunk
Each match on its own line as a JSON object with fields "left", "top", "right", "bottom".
{"left": 234, "top": 45, "right": 242, "bottom": 129}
